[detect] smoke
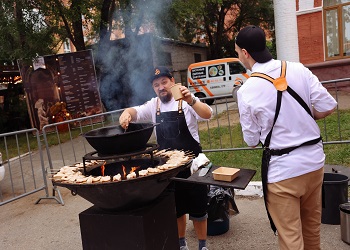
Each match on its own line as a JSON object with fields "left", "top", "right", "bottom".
{"left": 96, "top": 0, "right": 173, "bottom": 111}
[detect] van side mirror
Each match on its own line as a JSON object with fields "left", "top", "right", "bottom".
{"left": 232, "top": 86, "right": 241, "bottom": 103}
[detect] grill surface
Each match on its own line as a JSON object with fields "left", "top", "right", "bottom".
{"left": 52, "top": 145, "right": 192, "bottom": 211}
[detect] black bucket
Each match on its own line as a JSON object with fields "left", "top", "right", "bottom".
{"left": 321, "top": 173, "right": 349, "bottom": 225}
{"left": 207, "top": 216, "right": 229, "bottom": 236}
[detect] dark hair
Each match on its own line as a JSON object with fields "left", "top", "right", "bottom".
{"left": 235, "top": 25, "right": 273, "bottom": 63}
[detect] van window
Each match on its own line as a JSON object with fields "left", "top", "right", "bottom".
{"left": 191, "top": 67, "right": 206, "bottom": 80}
{"left": 208, "top": 64, "right": 225, "bottom": 78}
{"left": 229, "top": 62, "right": 246, "bottom": 74}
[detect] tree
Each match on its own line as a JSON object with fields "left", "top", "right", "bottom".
{"left": 38, "top": 0, "right": 103, "bottom": 51}
{"left": 0, "top": 0, "right": 58, "bottom": 61}
{"left": 161, "top": 0, "right": 274, "bottom": 59}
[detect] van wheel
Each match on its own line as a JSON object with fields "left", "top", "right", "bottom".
{"left": 205, "top": 99, "right": 214, "bottom": 105}
{"left": 195, "top": 93, "right": 214, "bottom": 105}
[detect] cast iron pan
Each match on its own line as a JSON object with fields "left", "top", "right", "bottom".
{"left": 83, "top": 122, "right": 158, "bottom": 155}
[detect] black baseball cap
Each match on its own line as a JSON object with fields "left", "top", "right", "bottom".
{"left": 149, "top": 66, "right": 173, "bottom": 83}
{"left": 235, "top": 25, "right": 273, "bottom": 63}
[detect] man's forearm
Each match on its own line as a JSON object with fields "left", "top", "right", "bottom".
{"left": 313, "top": 107, "right": 336, "bottom": 120}
{"left": 191, "top": 101, "right": 212, "bottom": 119}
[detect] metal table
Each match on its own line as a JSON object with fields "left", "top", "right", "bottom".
{"left": 172, "top": 165, "right": 256, "bottom": 189}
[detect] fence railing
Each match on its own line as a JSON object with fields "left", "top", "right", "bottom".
{"left": 0, "top": 78, "right": 348, "bottom": 206}
{"left": 0, "top": 128, "right": 60, "bottom": 206}
{"left": 199, "top": 78, "right": 350, "bottom": 153}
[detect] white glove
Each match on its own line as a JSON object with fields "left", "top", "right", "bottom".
{"left": 190, "top": 153, "right": 210, "bottom": 174}
{"left": 190, "top": 158, "right": 199, "bottom": 174}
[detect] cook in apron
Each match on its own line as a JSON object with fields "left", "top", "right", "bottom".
{"left": 155, "top": 98, "right": 207, "bottom": 219}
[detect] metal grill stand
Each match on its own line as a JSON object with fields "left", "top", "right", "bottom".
{"left": 79, "top": 191, "right": 179, "bottom": 250}
{"left": 78, "top": 144, "right": 180, "bottom": 249}
{"left": 82, "top": 143, "right": 159, "bottom": 175}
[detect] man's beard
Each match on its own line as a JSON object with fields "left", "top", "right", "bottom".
{"left": 159, "top": 91, "right": 172, "bottom": 103}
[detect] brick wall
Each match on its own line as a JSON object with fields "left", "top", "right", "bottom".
{"left": 161, "top": 43, "right": 207, "bottom": 72}
{"left": 297, "top": 11, "right": 324, "bottom": 64}
{"left": 314, "top": 0, "right": 322, "bottom": 8}
{"left": 306, "top": 58, "right": 350, "bottom": 81}
{"left": 160, "top": 43, "right": 208, "bottom": 83}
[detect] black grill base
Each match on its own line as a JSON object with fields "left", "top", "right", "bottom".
{"left": 79, "top": 191, "right": 179, "bottom": 250}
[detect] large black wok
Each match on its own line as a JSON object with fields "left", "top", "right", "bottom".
{"left": 83, "top": 122, "right": 158, "bottom": 155}
{"left": 53, "top": 157, "right": 191, "bottom": 211}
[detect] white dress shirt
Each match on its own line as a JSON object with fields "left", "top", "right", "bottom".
{"left": 134, "top": 96, "right": 212, "bottom": 143}
{"left": 237, "top": 59, "right": 337, "bottom": 183}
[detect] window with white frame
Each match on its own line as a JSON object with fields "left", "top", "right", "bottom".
{"left": 324, "top": 0, "right": 350, "bottom": 59}
{"left": 64, "top": 39, "right": 71, "bottom": 53}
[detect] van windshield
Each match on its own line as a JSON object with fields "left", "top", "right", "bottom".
{"left": 229, "top": 62, "right": 246, "bottom": 74}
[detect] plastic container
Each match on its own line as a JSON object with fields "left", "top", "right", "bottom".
{"left": 212, "top": 167, "right": 240, "bottom": 182}
{"left": 321, "top": 173, "right": 349, "bottom": 225}
{"left": 340, "top": 203, "right": 350, "bottom": 245}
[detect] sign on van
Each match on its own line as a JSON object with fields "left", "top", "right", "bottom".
{"left": 187, "top": 58, "right": 250, "bottom": 104}
{"left": 191, "top": 67, "right": 206, "bottom": 79}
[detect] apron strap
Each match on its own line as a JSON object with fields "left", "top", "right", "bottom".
{"left": 156, "top": 98, "right": 183, "bottom": 116}
{"left": 251, "top": 61, "right": 313, "bottom": 118}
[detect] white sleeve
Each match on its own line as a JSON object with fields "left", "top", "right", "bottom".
{"left": 237, "top": 88, "right": 261, "bottom": 147}
{"left": 308, "top": 68, "right": 337, "bottom": 112}
{"left": 134, "top": 99, "right": 156, "bottom": 122}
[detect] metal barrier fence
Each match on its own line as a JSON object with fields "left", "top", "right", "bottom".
{"left": 0, "top": 78, "right": 349, "bottom": 206}
{"left": 41, "top": 109, "right": 123, "bottom": 204}
{"left": 0, "top": 128, "right": 60, "bottom": 206}
{"left": 199, "top": 77, "right": 350, "bottom": 153}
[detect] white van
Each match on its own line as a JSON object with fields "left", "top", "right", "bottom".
{"left": 187, "top": 58, "right": 250, "bottom": 104}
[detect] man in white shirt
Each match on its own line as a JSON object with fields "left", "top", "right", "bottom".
{"left": 119, "top": 66, "right": 213, "bottom": 250}
{"left": 235, "top": 25, "right": 337, "bottom": 249}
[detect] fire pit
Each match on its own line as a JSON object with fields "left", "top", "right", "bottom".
{"left": 52, "top": 144, "right": 193, "bottom": 211}
{"left": 51, "top": 123, "right": 194, "bottom": 249}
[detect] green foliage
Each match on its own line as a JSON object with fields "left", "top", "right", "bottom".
{"left": 206, "top": 150, "right": 262, "bottom": 180}
{"left": 162, "top": 0, "right": 275, "bottom": 59}
{"left": 0, "top": 1, "right": 57, "bottom": 61}
{"left": 0, "top": 83, "right": 30, "bottom": 133}
{"left": 0, "top": 0, "right": 276, "bottom": 61}
{"left": 317, "top": 109, "right": 350, "bottom": 141}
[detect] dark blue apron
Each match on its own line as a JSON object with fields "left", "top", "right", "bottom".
{"left": 155, "top": 98, "right": 201, "bottom": 158}
{"left": 155, "top": 98, "right": 207, "bottom": 217}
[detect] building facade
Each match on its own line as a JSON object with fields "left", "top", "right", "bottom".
{"left": 295, "top": 0, "right": 350, "bottom": 80}
{"left": 152, "top": 38, "right": 208, "bottom": 85}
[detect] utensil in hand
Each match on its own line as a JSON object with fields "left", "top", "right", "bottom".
{"left": 198, "top": 162, "right": 212, "bottom": 177}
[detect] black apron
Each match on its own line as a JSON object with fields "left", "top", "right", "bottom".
{"left": 155, "top": 98, "right": 201, "bottom": 158}
{"left": 155, "top": 98, "right": 207, "bottom": 217}
{"left": 252, "top": 61, "right": 322, "bottom": 234}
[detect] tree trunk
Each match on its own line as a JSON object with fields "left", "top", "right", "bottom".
{"left": 71, "top": 0, "right": 86, "bottom": 51}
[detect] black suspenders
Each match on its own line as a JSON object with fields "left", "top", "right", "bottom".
{"left": 251, "top": 61, "right": 322, "bottom": 233}
{"left": 251, "top": 61, "right": 322, "bottom": 153}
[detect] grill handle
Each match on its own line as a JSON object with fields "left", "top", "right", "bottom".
{"left": 71, "top": 188, "right": 78, "bottom": 196}
{"left": 157, "top": 176, "right": 170, "bottom": 183}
